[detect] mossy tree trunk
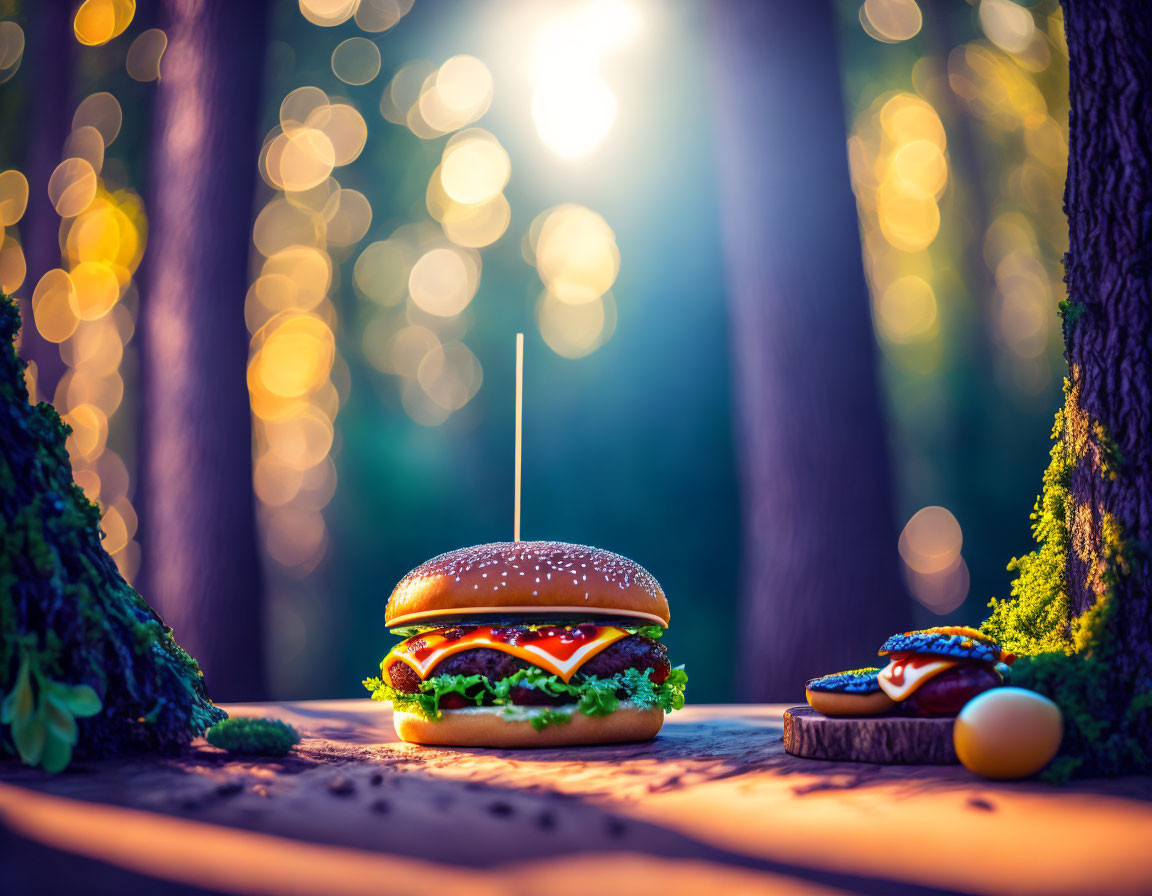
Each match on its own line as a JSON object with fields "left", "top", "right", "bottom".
{"left": 137, "top": 0, "right": 269, "bottom": 700}
{"left": 985, "top": 1, "right": 1152, "bottom": 776}
{"left": 1061, "top": 1, "right": 1152, "bottom": 687}
{"left": 707, "top": 0, "right": 908, "bottom": 700}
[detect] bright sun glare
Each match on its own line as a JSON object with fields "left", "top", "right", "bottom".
{"left": 530, "top": 0, "right": 641, "bottom": 159}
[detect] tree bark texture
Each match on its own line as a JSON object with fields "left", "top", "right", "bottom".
{"left": 707, "top": 0, "right": 909, "bottom": 700}
{"left": 137, "top": 0, "right": 269, "bottom": 700}
{"left": 783, "top": 706, "right": 957, "bottom": 764}
{"left": 1061, "top": 1, "right": 1152, "bottom": 690}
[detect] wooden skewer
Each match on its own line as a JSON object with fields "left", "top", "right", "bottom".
{"left": 514, "top": 333, "right": 524, "bottom": 542}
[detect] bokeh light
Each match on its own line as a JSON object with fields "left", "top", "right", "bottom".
{"left": 531, "top": 204, "right": 620, "bottom": 304}
{"left": 536, "top": 289, "right": 616, "bottom": 359}
{"left": 323, "top": 188, "right": 373, "bottom": 247}
{"left": 126, "top": 28, "right": 167, "bottom": 82}
{"left": 49, "top": 159, "right": 98, "bottom": 218}
{"left": 948, "top": 43, "right": 1047, "bottom": 130}
{"left": 73, "top": 0, "right": 136, "bottom": 47}
{"left": 278, "top": 128, "right": 336, "bottom": 192}
{"left": 899, "top": 506, "right": 963, "bottom": 575}
{"left": 0, "top": 169, "right": 28, "bottom": 226}
{"left": 905, "top": 555, "right": 970, "bottom": 615}
{"left": 332, "top": 37, "right": 382, "bottom": 86}
{"left": 416, "top": 341, "right": 483, "bottom": 412}
{"left": 281, "top": 86, "right": 331, "bottom": 129}
{"left": 69, "top": 261, "right": 121, "bottom": 321}
{"left": 72, "top": 92, "right": 123, "bottom": 147}
{"left": 532, "top": 73, "right": 616, "bottom": 160}
{"left": 435, "top": 55, "right": 493, "bottom": 121}
{"left": 353, "top": 239, "right": 410, "bottom": 306}
{"left": 298, "top": 0, "right": 358, "bottom": 28}
{"left": 859, "top": 0, "right": 922, "bottom": 43}
{"left": 32, "top": 269, "right": 80, "bottom": 344}
{"left": 321, "top": 103, "right": 369, "bottom": 166}
{"left": 899, "top": 506, "right": 969, "bottom": 614}
{"left": 979, "top": 0, "right": 1037, "bottom": 56}
{"left": 63, "top": 126, "right": 106, "bottom": 175}
{"left": 0, "top": 21, "right": 24, "bottom": 82}
{"left": 408, "top": 246, "right": 480, "bottom": 317}
{"left": 250, "top": 313, "right": 336, "bottom": 399}
{"left": 253, "top": 198, "right": 326, "bottom": 256}
{"left": 380, "top": 61, "right": 436, "bottom": 126}
{"left": 529, "top": 1, "right": 639, "bottom": 158}
{"left": 872, "top": 275, "right": 937, "bottom": 343}
{"left": 18, "top": 51, "right": 148, "bottom": 583}
{"left": 354, "top": 0, "right": 414, "bottom": 32}
{"left": 439, "top": 129, "right": 511, "bottom": 205}
{"left": 0, "top": 237, "right": 26, "bottom": 293}
{"left": 439, "top": 192, "right": 511, "bottom": 250}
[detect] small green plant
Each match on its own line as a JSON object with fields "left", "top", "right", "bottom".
{"left": 206, "top": 717, "right": 300, "bottom": 756}
{"left": 1, "top": 652, "right": 103, "bottom": 773}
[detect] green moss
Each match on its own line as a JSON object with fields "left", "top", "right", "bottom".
{"left": 206, "top": 718, "right": 300, "bottom": 756}
{"left": 1006, "top": 581, "right": 1151, "bottom": 783}
{"left": 0, "top": 294, "right": 225, "bottom": 772}
{"left": 982, "top": 376, "right": 1152, "bottom": 779}
{"left": 1058, "top": 298, "right": 1087, "bottom": 327}
{"left": 983, "top": 393, "right": 1076, "bottom": 655}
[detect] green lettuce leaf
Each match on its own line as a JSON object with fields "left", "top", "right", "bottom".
{"left": 529, "top": 707, "right": 573, "bottom": 731}
{"left": 365, "top": 663, "right": 688, "bottom": 723}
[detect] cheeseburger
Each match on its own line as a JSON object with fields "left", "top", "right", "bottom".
{"left": 876, "top": 626, "right": 1013, "bottom": 716}
{"left": 363, "top": 541, "right": 687, "bottom": 747}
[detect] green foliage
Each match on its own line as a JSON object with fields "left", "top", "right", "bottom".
{"left": 983, "top": 378, "right": 1152, "bottom": 779}
{"left": 364, "top": 664, "right": 689, "bottom": 727}
{"left": 206, "top": 717, "right": 300, "bottom": 756}
{"left": 1058, "top": 298, "right": 1087, "bottom": 327}
{"left": 0, "top": 294, "right": 225, "bottom": 773}
{"left": 984, "top": 402, "right": 1075, "bottom": 655}
{"left": 0, "top": 652, "right": 102, "bottom": 773}
{"left": 1006, "top": 642, "right": 1151, "bottom": 783}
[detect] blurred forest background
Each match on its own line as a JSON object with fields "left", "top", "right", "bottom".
{"left": 0, "top": 0, "right": 1069, "bottom": 703}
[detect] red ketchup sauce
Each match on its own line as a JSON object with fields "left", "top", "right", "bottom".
{"left": 400, "top": 624, "right": 613, "bottom": 667}
{"left": 389, "top": 623, "right": 635, "bottom": 682}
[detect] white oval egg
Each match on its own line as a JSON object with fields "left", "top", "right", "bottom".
{"left": 954, "top": 687, "right": 1063, "bottom": 780}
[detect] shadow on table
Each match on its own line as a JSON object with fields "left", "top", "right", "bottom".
{"left": 0, "top": 753, "right": 974, "bottom": 896}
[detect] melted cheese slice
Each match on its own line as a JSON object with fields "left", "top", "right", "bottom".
{"left": 877, "top": 652, "right": 960, "bottom": 701}
{"left": 386, "top": 625, "right": 630, "bottom": 682}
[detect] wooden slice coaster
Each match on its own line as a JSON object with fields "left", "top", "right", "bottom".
{"left": 783, "top": 705, "right": 958, "bottom": 764}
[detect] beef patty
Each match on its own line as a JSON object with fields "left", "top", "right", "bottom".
{"left": 902, "top": 663, "right": 1001, "bottom": 716}
{"left": 387, "top": 634, "right": 670, "bottom": 702}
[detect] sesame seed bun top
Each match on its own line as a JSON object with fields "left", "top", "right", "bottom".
{"left": 385, "top": 541, "right": 670, "bottom": 629}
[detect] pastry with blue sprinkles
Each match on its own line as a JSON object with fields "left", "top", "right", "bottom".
{"left": 876, "top": 626, "right": 1014, "bottom": 717}
{"left": 805, "top": 668, "right": 896, "bottom": 717}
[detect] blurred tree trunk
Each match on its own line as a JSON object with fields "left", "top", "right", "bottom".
{"left": 1061, "top": 2, "right": 1152, "bottom": 684}
{"left": 137, "top": 0, "right": 269, "bottom": 700}
{"left": 707, "top": 0, "right": 908, "bottom": 700}
{"left": 18, "top": 0, "right": 74, "bottom": 398}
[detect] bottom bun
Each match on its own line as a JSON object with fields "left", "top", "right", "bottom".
{"left": 805, "top": 688, "right": 895, "bottom": 718}
{"left": 393, "top": 703, "right": 665, "bottom": 748}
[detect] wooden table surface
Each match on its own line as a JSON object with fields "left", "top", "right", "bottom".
{"left": 2, "top": 701, "right": 1151, "bottom": 896}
